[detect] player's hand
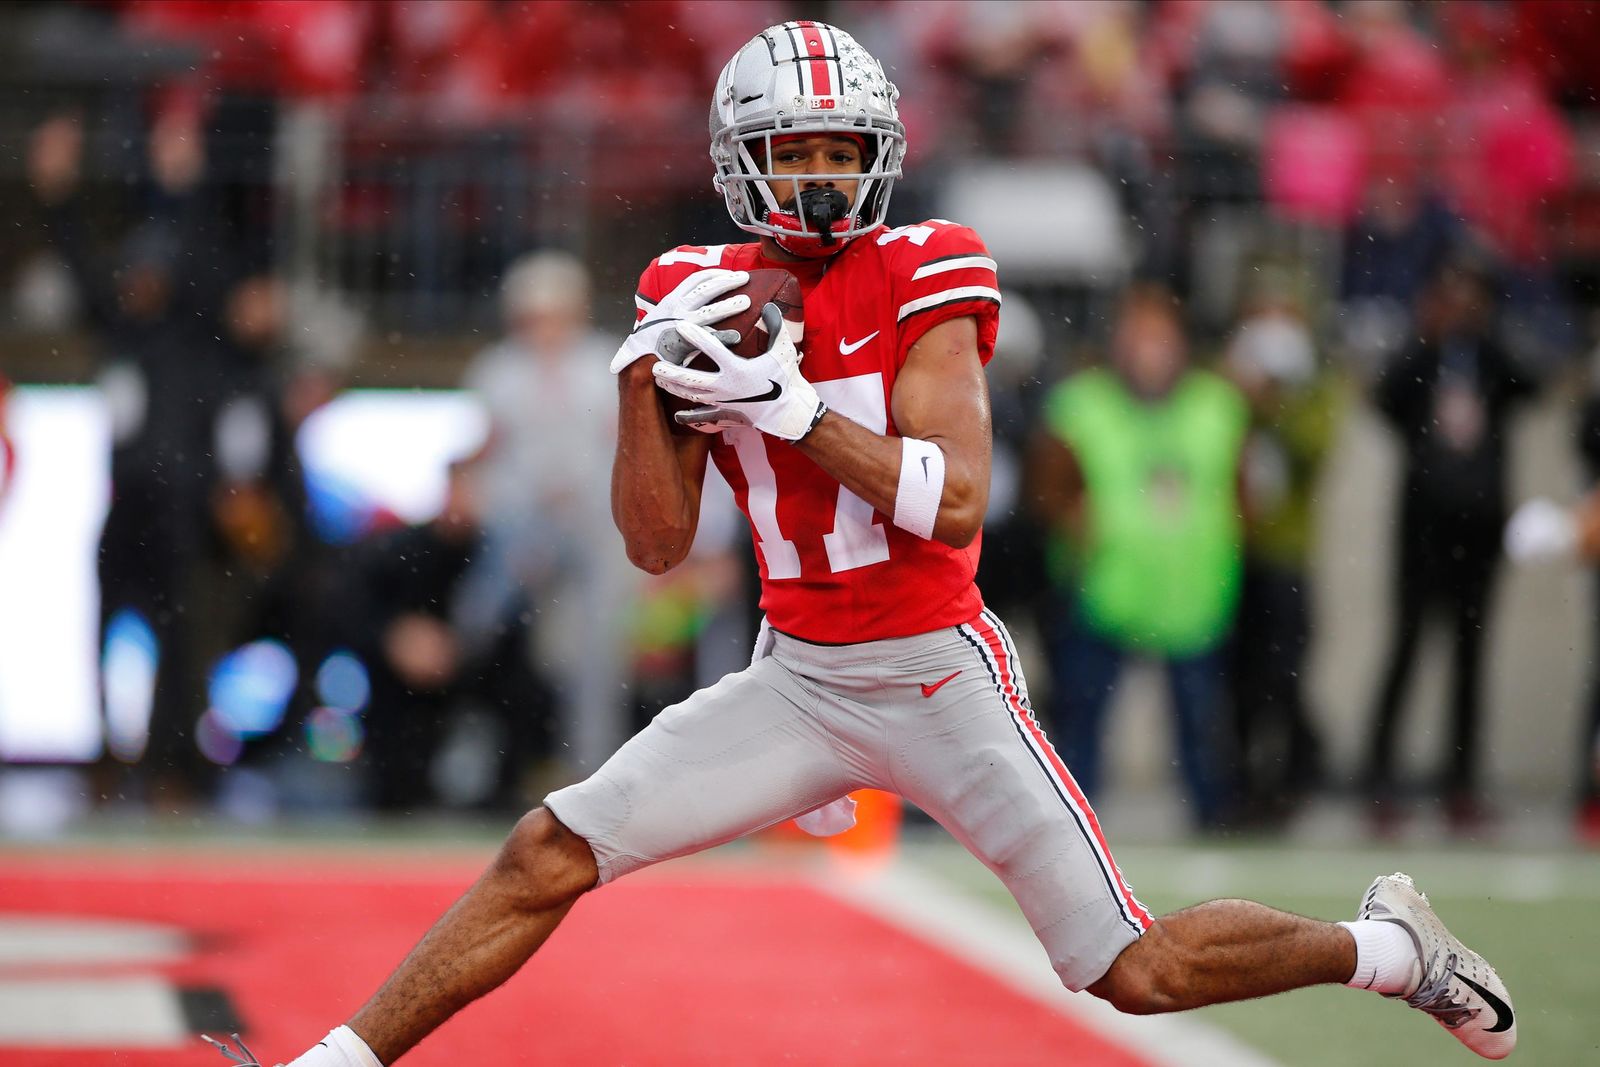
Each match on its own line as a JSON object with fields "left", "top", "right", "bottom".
{"left": 609, "top": 268, "right": 752, "bottom": 374}
{"left": 653, "top": 303, "right": 827, "bottom": 442}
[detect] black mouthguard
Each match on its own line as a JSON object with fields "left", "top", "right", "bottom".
{"left": 800, "top": 188, "right": 849, "bottom": 246}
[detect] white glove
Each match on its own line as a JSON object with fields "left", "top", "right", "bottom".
{"left": 609, "top": 268, "right": 751, "bottom": 374}
{"left": 1505, "top": 497, "right": 1577, "bottom": 563}
{"left": 652, "top": 304, "right": 827, "bottom": 442}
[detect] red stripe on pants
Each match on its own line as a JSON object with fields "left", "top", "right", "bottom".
{"left": 971, "top": 614, "right": 1154, "bottom": 930}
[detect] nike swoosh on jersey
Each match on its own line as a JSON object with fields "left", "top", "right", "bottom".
{"left": 920, "top": 670, "right": 962, "bottom": 698}
{"left": 1454, "top": 971, "right": 1514, "bottom": 1033}
{"left": 728, "top": 380, "right": 783, "bottom": 404}
{"left": 839, "top": 331, "right": 880, "bottom": 355}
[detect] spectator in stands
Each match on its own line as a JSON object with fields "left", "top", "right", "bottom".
{"left": 1363, "top": 259, "right": 1536, "bottom": 834}
{"left": 461, "top": 251, "right": 631, "bottom": 774}
{"left": 1436, "top": 3, "right": 1579, "bottom": 375}
{"left": 351, "top": 455, "right": 550, "bottom": 812}
{"left": 202, "top": 275, "right": 305, "bottom": 660}
{"left": 1338, "top": 174, "right": 1462, "bottom": 374}
{"left": 198, "top": 272, "right": 357, "bottom": 786}
{"left": 1029, "top": 287, "right": 1248, "bottom": 829}
{"left": 1222, "top": 276, "right": 1345, "bottom": 825}
{"left": 28, "top": 108, "right": 234, "bottom": 806}
{"left": 1165, "top": 0, "right": 1289, "bottom": 219}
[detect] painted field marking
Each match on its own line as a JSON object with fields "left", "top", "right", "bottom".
{"left": 0, "top": 915, "right": 188, "bottom": 969}
{"left": 0, "top": 976, "right": 187, "bottom": 1045}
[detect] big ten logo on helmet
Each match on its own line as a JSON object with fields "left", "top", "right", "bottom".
{"left": 794, "top": 95, "right": 858, "bottom": 112}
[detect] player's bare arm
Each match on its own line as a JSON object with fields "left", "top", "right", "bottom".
{"left": 612, "top": 359, "right": 711, "bottom": 573}
{"left": 609, "top": 266, "right": 752, "bottom": 573}
{"left": 796, "top": 315, "right": 991, "bottom": 548}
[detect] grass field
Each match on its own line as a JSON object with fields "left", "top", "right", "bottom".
{"left": 908, "top": 834, "right": 1600, "bottom": 1066}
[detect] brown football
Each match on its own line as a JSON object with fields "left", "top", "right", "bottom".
{"left": 661, "top": 268, "right": 804, "bottom": 429}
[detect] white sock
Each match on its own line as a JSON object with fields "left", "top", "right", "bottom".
{"left": 285, "top": 1026, "right": 385, "bottom": 1067}
{"left": 1339, "top": 919, "right": 1421, "bottom": 995}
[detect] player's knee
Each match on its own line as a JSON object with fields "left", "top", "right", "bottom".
{"left": 1087, "top": 931, "right": 1187, "bottom": 1015}
{"left": 493, "top": 807, "right": 599, "bottom": 911}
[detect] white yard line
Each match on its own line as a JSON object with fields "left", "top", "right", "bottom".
{"left": 818, "top": 859, "right": 1283, "bottom": 1067}
{"left": 0, "top": 915, "right": 188, "bottom": 968}
{"left": 0, "top": 975, "right": 188, "bottom": 1045}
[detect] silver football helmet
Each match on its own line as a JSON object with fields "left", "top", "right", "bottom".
{"left": 710, "top": 21, "right": 905, "bottom": 256}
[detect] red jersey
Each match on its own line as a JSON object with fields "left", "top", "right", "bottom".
{"left": 634, "top": 220, "right": 1001, "bottom": 643}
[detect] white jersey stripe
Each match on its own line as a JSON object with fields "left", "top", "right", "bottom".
{"left": 911, "top": 256, "right": 998, "bottom": 280}
{"left": 897, "top": 286, "right": 1003, "bottom": 322}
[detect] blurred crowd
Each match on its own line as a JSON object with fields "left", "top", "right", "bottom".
{"left": 4, "top": 0, "right": 1600, "bottom": 843}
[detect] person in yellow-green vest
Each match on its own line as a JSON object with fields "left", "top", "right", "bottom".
{"left": 1030, "top": 287, "right": 1248, "bottom": 830}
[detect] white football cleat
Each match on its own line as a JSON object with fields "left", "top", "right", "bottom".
{"left": 1358, "top": 873, "right": 1517, "bottom": 1059}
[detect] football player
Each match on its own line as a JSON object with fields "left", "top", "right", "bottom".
{"left": 253, "top": 22, "right": 1514, "bottom": 1066}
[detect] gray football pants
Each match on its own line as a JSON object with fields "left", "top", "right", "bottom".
{"left": 545, "top": 607, "right": 1151, "bottom": 990}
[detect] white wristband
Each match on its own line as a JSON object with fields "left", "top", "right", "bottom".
{"left": 284, "top": 1025, "right": 385, "bottom": 1067}
{"left": 894, "top": 437, "right": 944, "bottom": 540}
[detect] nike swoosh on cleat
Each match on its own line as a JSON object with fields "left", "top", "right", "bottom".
{"left": 728, "top": 380, "right": 783, "bottom": 404}
{"left": 920, "top": 670, "right": 962, "bottom": 697}
{"left": 1455, "top": 972, "right": 1514, "bottom": 1033}
{"left": 839, "top": 331, "right": 880, "bottom": 355}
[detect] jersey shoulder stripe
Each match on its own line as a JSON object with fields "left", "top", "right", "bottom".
{"left": 877, "top": 220, "right": 1002, "bottom": 366}
{"left": 898, "top": 285, "right": 1003, "bottom": 323}
{"left": 910, "top": 254, "right": 998, "bottom": 280}
{"left": 882, "top": 222, "right": 1000, "bottom": 296}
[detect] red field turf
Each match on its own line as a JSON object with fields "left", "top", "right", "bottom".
{"left": 0, "top": 852, "right": 1151, "bottom": 1066}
